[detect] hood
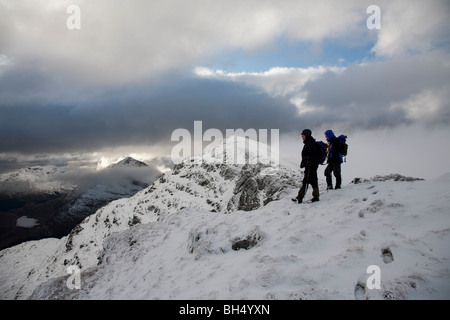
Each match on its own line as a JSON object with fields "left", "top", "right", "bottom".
{"left": 325, "top": 130, "right": 336, "bottom": 140}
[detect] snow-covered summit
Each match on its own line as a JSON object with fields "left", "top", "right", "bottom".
{"left": 201, "top": 135, "right": 279, "bottom": 168}
{"left": 107, "top": 157, "right": 148, "bottom": 168}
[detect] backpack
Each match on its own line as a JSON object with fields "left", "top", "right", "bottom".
{"left": 316, "top": 141, "right": 328, "bottom": 165}
{"left": 337, "top": 135, "right": 348, "bottom": 161}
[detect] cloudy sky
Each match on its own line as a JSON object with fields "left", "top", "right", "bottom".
{"left": 0, "top": 0, "right": 449, "bottom": 179}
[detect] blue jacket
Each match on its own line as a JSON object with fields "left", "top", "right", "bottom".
{"left": 325, "top": 130, "right": 343, "bottom": 164}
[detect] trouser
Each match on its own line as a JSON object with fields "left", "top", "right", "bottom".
{"left": 297, "top": 165, "right": 319, "bottom": 201}
{"left": 325, "top": 162, "right": 341, "bottom": 188}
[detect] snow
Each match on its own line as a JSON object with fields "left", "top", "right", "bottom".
{"left": 1, "top": 140, "right": 449, "bottom": 300}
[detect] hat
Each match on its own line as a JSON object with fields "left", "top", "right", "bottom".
{"left": 301, "top": 129, "right": 312, "bottom": 137}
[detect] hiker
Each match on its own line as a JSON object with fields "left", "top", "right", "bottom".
{"left": 324, "top": 129, "right": 342, "bottom": 190}
{"left": 292, "top": 129, "right": 320, "bottom": 203}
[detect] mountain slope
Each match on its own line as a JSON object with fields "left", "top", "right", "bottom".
{"left": 29, "top": 173, "right": 450, "bottom": 300}
{"left": 0, "top": 146, "right": 301, "bottom": 299}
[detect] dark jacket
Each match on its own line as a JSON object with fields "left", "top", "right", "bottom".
{"left": 325, "top": 130, "right": 343, "bottom": 164}
{"left": 300, "top": 135, "right": 320, "bottom": 168}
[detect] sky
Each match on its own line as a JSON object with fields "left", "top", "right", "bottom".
{"left": 0, "top": 0, "right": 449, "bottom": 179}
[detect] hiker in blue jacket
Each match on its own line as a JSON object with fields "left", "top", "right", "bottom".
{"left": 324, "top": 129, "right": 342, "bottom": 190}
{"left": 292, "top": 129, "right": 320, "bottom": 203}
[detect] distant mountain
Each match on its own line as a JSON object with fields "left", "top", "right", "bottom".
{"left": 107, "top": 157, "right": 148, "bottom": 168}
{"left": 0, "top": 165, "right": 75, "bottom": 196}
{"left": 0, "top": 159, "right": 157, "bottom": 251}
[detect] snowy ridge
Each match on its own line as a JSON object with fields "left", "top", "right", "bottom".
{"left": 0, "top": 143, "right": 301, "bottom": 300}
{"left": 0, "top": 166, "right": 75, "bottom": 195}
{"left": 28, "top": 173, "right": 450, "bottom": 299}
{"left": 1, "top": 135, "right": 449, "bottom": 299}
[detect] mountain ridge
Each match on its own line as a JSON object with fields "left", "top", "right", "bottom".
{"left": 1, "top": 152, "right": 449, "bottom": 299}
{"left": 28, "top": 172, "right": 450, "bottom": 300}
{"left": 0, "top": 155, "right": 301, "bottom": 299}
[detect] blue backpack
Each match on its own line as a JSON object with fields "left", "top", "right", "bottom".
{"left": 337, "top": 135, "right": 348, "bottom": 162}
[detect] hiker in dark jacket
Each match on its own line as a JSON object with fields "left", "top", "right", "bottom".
{"left": 292, "top": 129, "right": 320, "bottom": 203}
{"left": 324, "top": 129, "right": 342, "bottom": 190}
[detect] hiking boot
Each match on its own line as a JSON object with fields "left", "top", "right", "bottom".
{"left": 327, "top": 185, "right": 333, "bottom": 190}
{"left": 291, "top": 197, "right": 302, "bottom": 204}
{"left": 312, "top": 187, "right": 320, "bottom": 202}
{"left": 294, "top": 186, "right": 306, "bottom": 204}
{"left": 335, "top": 186, "right": 341, "bottom": 190}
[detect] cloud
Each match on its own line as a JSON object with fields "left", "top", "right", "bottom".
{"left": 194, "top": 50, "right": 450, "bottom": 130}
{"left": 280, "top": 123, "right": 450, "bottom": 180}
{"left": 1, "top": 48, "right": 449, "bottom": 160}
{"left": 0, "top": 0, "right": 373, "bottom": 84}
{"left": 300, "top": 52, "right": 450, "bottom": 129}
{"left": 1, "top": 0, "right": 449, "bottom": 174}
{"left": 0, "top": 70, "right": 301, "bottom": 155}
{"left": 59, "top": 166, "right": 161, "bottom": 197}
{"left": 0, "top": 164, "right": 162, "bottom": 196}
{"left": 1, "top": 0, "right": 448, "bottom": 85}
{"left": 194, "top": 65, "right": 345, "bottom": 97}
{"left": 371, "top": 0, "right": 450, "bottom": 57}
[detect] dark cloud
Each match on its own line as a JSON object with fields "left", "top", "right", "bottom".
{"left": 1, "top": 52, "right": 449, "bottom": 175}
{"left": 0, "top": 69, "right": 301, "bottom": 155}
{"left": 0, "top": 0, "right": 448, "bottom": 178}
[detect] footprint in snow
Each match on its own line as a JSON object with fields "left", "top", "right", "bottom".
{"left": 381, "top": 246, "right": 394, "bottom": 264}
{"left": 354, "top": 283, "right": 366, "bottom": 300}
{"left": 354, "top": 274, "right": 368, "bottom": 300}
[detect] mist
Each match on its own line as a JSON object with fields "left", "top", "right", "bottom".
{"left": 58, "top": 166, "right": 162, "bottom": 197}
{"left": 279, "top": 124, "right": 450, "bottom": 182}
